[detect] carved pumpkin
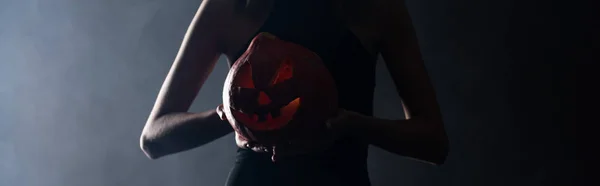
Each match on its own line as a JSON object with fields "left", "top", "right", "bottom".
{"left": 222, "top": 32, "right": 338, "bottom": 145}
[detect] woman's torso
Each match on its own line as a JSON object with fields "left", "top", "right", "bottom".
{"left": 220, "top": 0, "right": 382, "bottom": 185}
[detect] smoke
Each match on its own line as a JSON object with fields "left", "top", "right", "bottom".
{"left": 1, "top": 0, "right": 235, "bottom": 186}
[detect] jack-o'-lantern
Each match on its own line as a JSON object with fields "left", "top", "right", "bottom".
{"left": 222, "top": 32, "right": 338, "bottom": 145}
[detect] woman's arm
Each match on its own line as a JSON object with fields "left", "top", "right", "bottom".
{"left": 356, "top": 0, "right": 449, "bottom": 165}
{"left": 140, "top": 0, "right": 233, "bottom": 159}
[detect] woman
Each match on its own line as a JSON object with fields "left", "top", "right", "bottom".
{"left": 139, "top": 0, "right": 449, "bottom": 185}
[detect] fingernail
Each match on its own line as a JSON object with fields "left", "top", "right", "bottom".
{"left": 271, "top": 146, "right": 277, "bottom": 162}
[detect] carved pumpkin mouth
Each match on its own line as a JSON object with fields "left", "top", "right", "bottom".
{"left": 232, "top": 98, "right": 301, "bottom": 131}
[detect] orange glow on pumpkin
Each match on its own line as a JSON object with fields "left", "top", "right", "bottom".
{"left": 271, "top": 58, "right": 293, "bottom": 85}
{"left": 224, "top": 32, "right": 339, "bottom": 144}
{"left": 230, "top": 57, "right": 300, "bottom": 131}
{"left": 232, "top": 97, "right": 300, "bottom": 131}
{"left": 236, "top": 60, "right": 255, "bottom": 89}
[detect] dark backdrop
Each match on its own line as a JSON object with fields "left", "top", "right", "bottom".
{"left": 0, "top": 0, "right": 580, "bottom": 186}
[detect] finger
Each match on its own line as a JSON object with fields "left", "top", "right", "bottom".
{"left": 237, "top": 140, "right": 269, "bottom": 152}
{"left": 216, "top": 104, "right": 227, "bottom": 121}
{"left": 326, "top": 109, "right": 346, "bottom": 129}
{"left": 237, "top": 136, "right": 267, "bottom": 152}
{"left": 249, "top": 143, "right": 270, "bottom": 153}
{"left": 326, "top": 118, "right": 342, "bottom": 131}
{"left": 233, "top": 131, "right": 265, "bottom": 152}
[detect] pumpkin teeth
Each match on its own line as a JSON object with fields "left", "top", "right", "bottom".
{"left": 254, "top": 114, "right": 259, "bottom": 122}
{"left": 256, "top": 112, "right": 275, "bottom": 122}
{"left": 248, "top": 113, "right": 258, "bottom": 122}
{"left": 257, "top": 113, "right": 267, "bottom": 122}
{"left": 270, "top": 108, "right": 281, "bottom": 118}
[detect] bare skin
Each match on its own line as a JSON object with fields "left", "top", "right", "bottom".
{"left": 140, "top": 0, "right": 449, "bottom": 165}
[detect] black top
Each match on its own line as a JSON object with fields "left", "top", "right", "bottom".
{"left": 229, "top": 0, "right": 377, "bottom": 186}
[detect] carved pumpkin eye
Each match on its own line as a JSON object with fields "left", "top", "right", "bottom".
{"left": 271, "top": 58, "right": 294, "bottom": 85}
{"left": 237, "top": 61, "right": 255, "bottom": 89}
{"left": 224, "top": 32, "right": 338, "bottom": 144}
{"left": 228, "top": 57, "right": 300, "bottom": 132}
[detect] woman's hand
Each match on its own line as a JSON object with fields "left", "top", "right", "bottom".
{"left": 218, "top": 105, "right": 369, "bottom": 161}
{"left": 217, "top": 104, "right": 271, "bottom": 153}
{"left": 326, "top": 109, "right": 369, "bottom": 137}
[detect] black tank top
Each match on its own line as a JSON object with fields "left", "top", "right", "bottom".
{"left": 229, "top": 0, "right": 377, "bottom": 185}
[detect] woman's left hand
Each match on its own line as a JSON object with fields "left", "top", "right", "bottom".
{"left": 270, "top": 109, "right": 370, "bottom": 161}
{"left": 326, "top": 109, "right": 369, "bottom": 136}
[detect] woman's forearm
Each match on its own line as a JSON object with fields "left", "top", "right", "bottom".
{"left": 140, "top": 109, "right": 233, "bottom": 159}
{"left": 354, "top": 117, "right": 449, "bottom": 165}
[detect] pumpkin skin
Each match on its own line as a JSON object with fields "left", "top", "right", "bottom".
{"left": 222, "top": 32, "right": 338, "bottom": 146}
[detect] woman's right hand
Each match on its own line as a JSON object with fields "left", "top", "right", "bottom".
{"left": 216, "top": 104, "right": 336, "bottom": 162}
{"left": 216, "top": 104, "right": 271, "bottom": 153}
{"left": 234, "top": 131, "right": 271, "bottom": 153}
